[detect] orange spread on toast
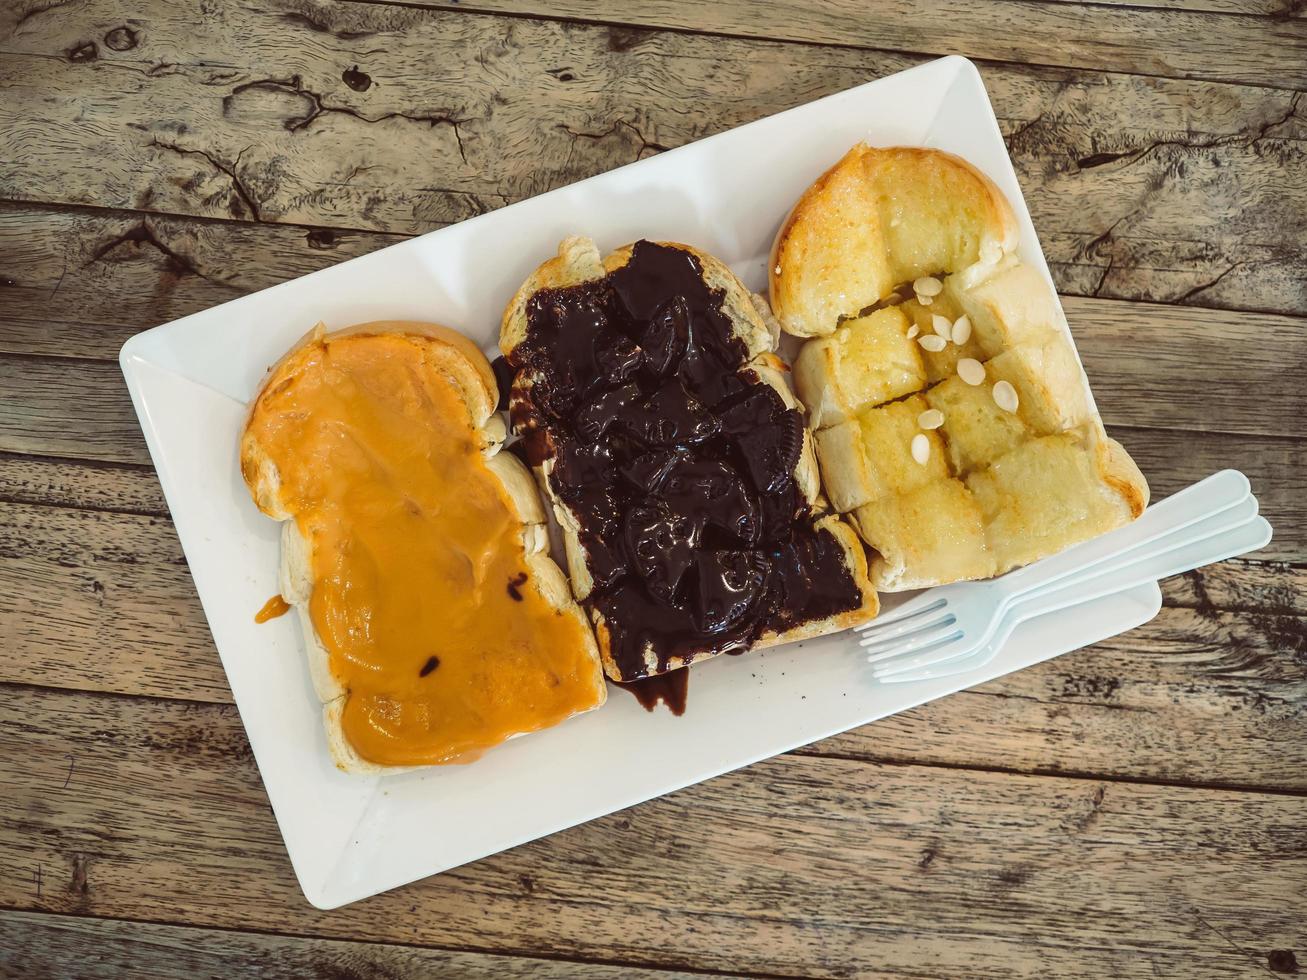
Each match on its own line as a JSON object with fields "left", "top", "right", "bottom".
{"left": 243, "top": 329, "right": 603, "bottom": 766}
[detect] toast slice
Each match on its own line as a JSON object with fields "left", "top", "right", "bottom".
{"left": 241, "top": 321, "right": 606, "bottom": 773}
{"left": 500, "top": 238, "right": 878, "bottom": 682}
{"left": 770, "top": 144, "right": 1020, "bottom": 338}
{"left": 773, "top": 145, "right": 1148, "bottom": 590}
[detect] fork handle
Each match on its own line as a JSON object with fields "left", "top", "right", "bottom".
{"left": 1004, "top": 508, "right": 1271, "bottom": 629}
{"left": 996, "top": 469, "right": 1252, "bottom": 606}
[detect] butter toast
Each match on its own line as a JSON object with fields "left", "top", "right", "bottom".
{"left": 772, "top": 145, "right": 1148, "bottom": 590}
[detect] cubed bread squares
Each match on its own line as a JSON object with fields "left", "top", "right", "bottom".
{"left": 966, "top": 425, "right": 1148, "bottom": 575}
{"left": 852, "top": 479, "right": 995, "bottom": 591}
{"left": 814, "top": 395, "right": 947, "bottom": 512}
{"left": 793, "top": 307, "right": 925, "bottom": 429}
{"left": 925, "top": 373, "right": 1030, "bottom": 474}
{"left": 944, "top": 259, "right": 1060, "bottom": 358}
{"left": 805, "top": 264, "right": 1147, "bottom": 590}
{"left": 985, "top": 334, "right": 1090, "bottom": 434}
{"left": 899, "top": 294, "right": 989, "bottom": 384}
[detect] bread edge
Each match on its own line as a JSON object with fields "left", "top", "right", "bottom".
{"left": 243, "top": 322, "right": 605, "bottom": 774}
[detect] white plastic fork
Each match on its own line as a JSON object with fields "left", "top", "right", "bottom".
{"left": 856, "top": 470, "right": 1272, "bottom": 683}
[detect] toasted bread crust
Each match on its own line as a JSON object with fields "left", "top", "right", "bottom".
{"left": 501, "top": 239, "right": 878, "bottom": 679}
{"left": 242, "top": 321, "right": 603, "bottom": 773}
{"left": 770, "top": 144, "right": 1020, "bottom": 338}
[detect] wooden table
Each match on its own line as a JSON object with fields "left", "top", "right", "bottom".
{"left": 2, "top": 0, "right": 1305, "bottom": 975}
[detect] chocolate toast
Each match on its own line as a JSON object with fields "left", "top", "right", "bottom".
{"left": 500, "top": 238, "right": 877, "bottom": 682}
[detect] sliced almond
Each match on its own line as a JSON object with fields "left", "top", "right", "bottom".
{"left": 918, "top": 408, "right": 945, "bottom": 430}
{"left": 913, "top": 276, "right": 943, "bottom": 297}
{"left": 919, "top": 334, "right": 947, "bottom": 353}
{"left": 993, "top": 379, "right": 1019, "bottom": 413}
{"left": 911, "top": 433, "right": 930, "bottom": 465}
{"left": 957, "top": 357, "right": 985, "bottom": 386}
{"left": 906, "top": 324, "right": 920, "bottom": 340}
{"left": 951, "top": 314, "right": 972, "bottom": 345}
{"left": 931, "top": 313, "right": 952, "bottom": 338}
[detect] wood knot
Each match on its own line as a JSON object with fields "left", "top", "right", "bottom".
{"left": 996, "top": 865, "right": 1030, "bottom": 887}
{"left": 342, "top": 65, "right": 372, "bottom": 92}
{"left": 1268, "top": 949, "right": 1298, "bottom": 974}
{"left": 607, "top": 26, "right": 645, "bottom": 52}
{"left": 104, "top": 27, "right": 140, "bottom": 51}
{"left": 306, "top": 229, "right": 339, "bottom": 250}
{"left": 68, "top": 854, "right": 89, "bottom": 900}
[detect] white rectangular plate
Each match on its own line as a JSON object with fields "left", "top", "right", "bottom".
{"left": 121, "top": 56, "right": 1162, "bottom": 909}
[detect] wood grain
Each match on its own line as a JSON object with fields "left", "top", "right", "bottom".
{"left": 2, "top": 2, "right": 1305, "bottom": 316}
{"left": 0, "top": 356, "right": 147, "bottom": 464}
{"left": 0, "top": 911, "right": 721, "bottom": 979}
{"left": 5, "top": 202, "right": 1307, "bottom": 376}
{"left": 1112, "top": 427, "right": 1305, "bottom": 555}
{"left": 302, "top": 0, "right": 1307, "bottom": 88}
{"left": 0, "top": 502, "right": 223, "bottom": 703}
{"left": 0, "top": 452, "right": 166, "bottom": 516}
{"left": 2, "top": 0, "right": 1305, "bottom": 971}
{"left": 3, "top": 684, "right": 1304, "bottom": 978}
{"left": 2, "top": 496, "right": 1302, "bottom": 790}
{"left": 1038, "top": 0, "right": 1297, "bottom": 12}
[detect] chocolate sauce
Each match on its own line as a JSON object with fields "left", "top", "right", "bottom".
{"left": 616, "top": 670, "right": 689, "bottom": 716}
{"left": 505, "top": 241, "right": 863, "bottom": 680}
{"left": 506, "top": 571, "right": 528, "bottom": 601}
{"left": 490, "top": 355, "right": 515, "bottom": 413}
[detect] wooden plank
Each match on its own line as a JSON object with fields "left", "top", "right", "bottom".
{"left": 2, "top": 496, "right": 1302, "bottom": 790}
{"left": 0, "top": 452, "right": 166, "bottom": 516}
{"left": 1115, "top": 426, "right": 1305, "bottom": 552}
{"left": 1168, "top": 558, "right": 1307, "bottom": 617}
{"left": 2, "top": 6, "right": 1305, "bottom": 317}
{"left": 0, "top": 205, "right": 396, "bottom": 347}
{"left": 0, "top": 911, "right": 717, "bottom": 980}
{"left": 1036, "top": 0, "right": 1295, "bottom": 12}
{"left": 348, "top": 0, "right": 1307, "bottom": 89}
{"left": 2, "top": 684, "right": 1303, "bottom": 977}
{"left": 0, "top": 356, "right": 147, "bottom": 463}
{"left": 4, "top": 0, "right": 1303, "bottom": 92}
{"left": 0, "top": 502, "right": 225, "bottom": 702}
{"left": 4, "top": 202, "right": 1305, "bottom": 369}
{"left": 814, "top": 599, "right": 1307, "bottom": 790}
